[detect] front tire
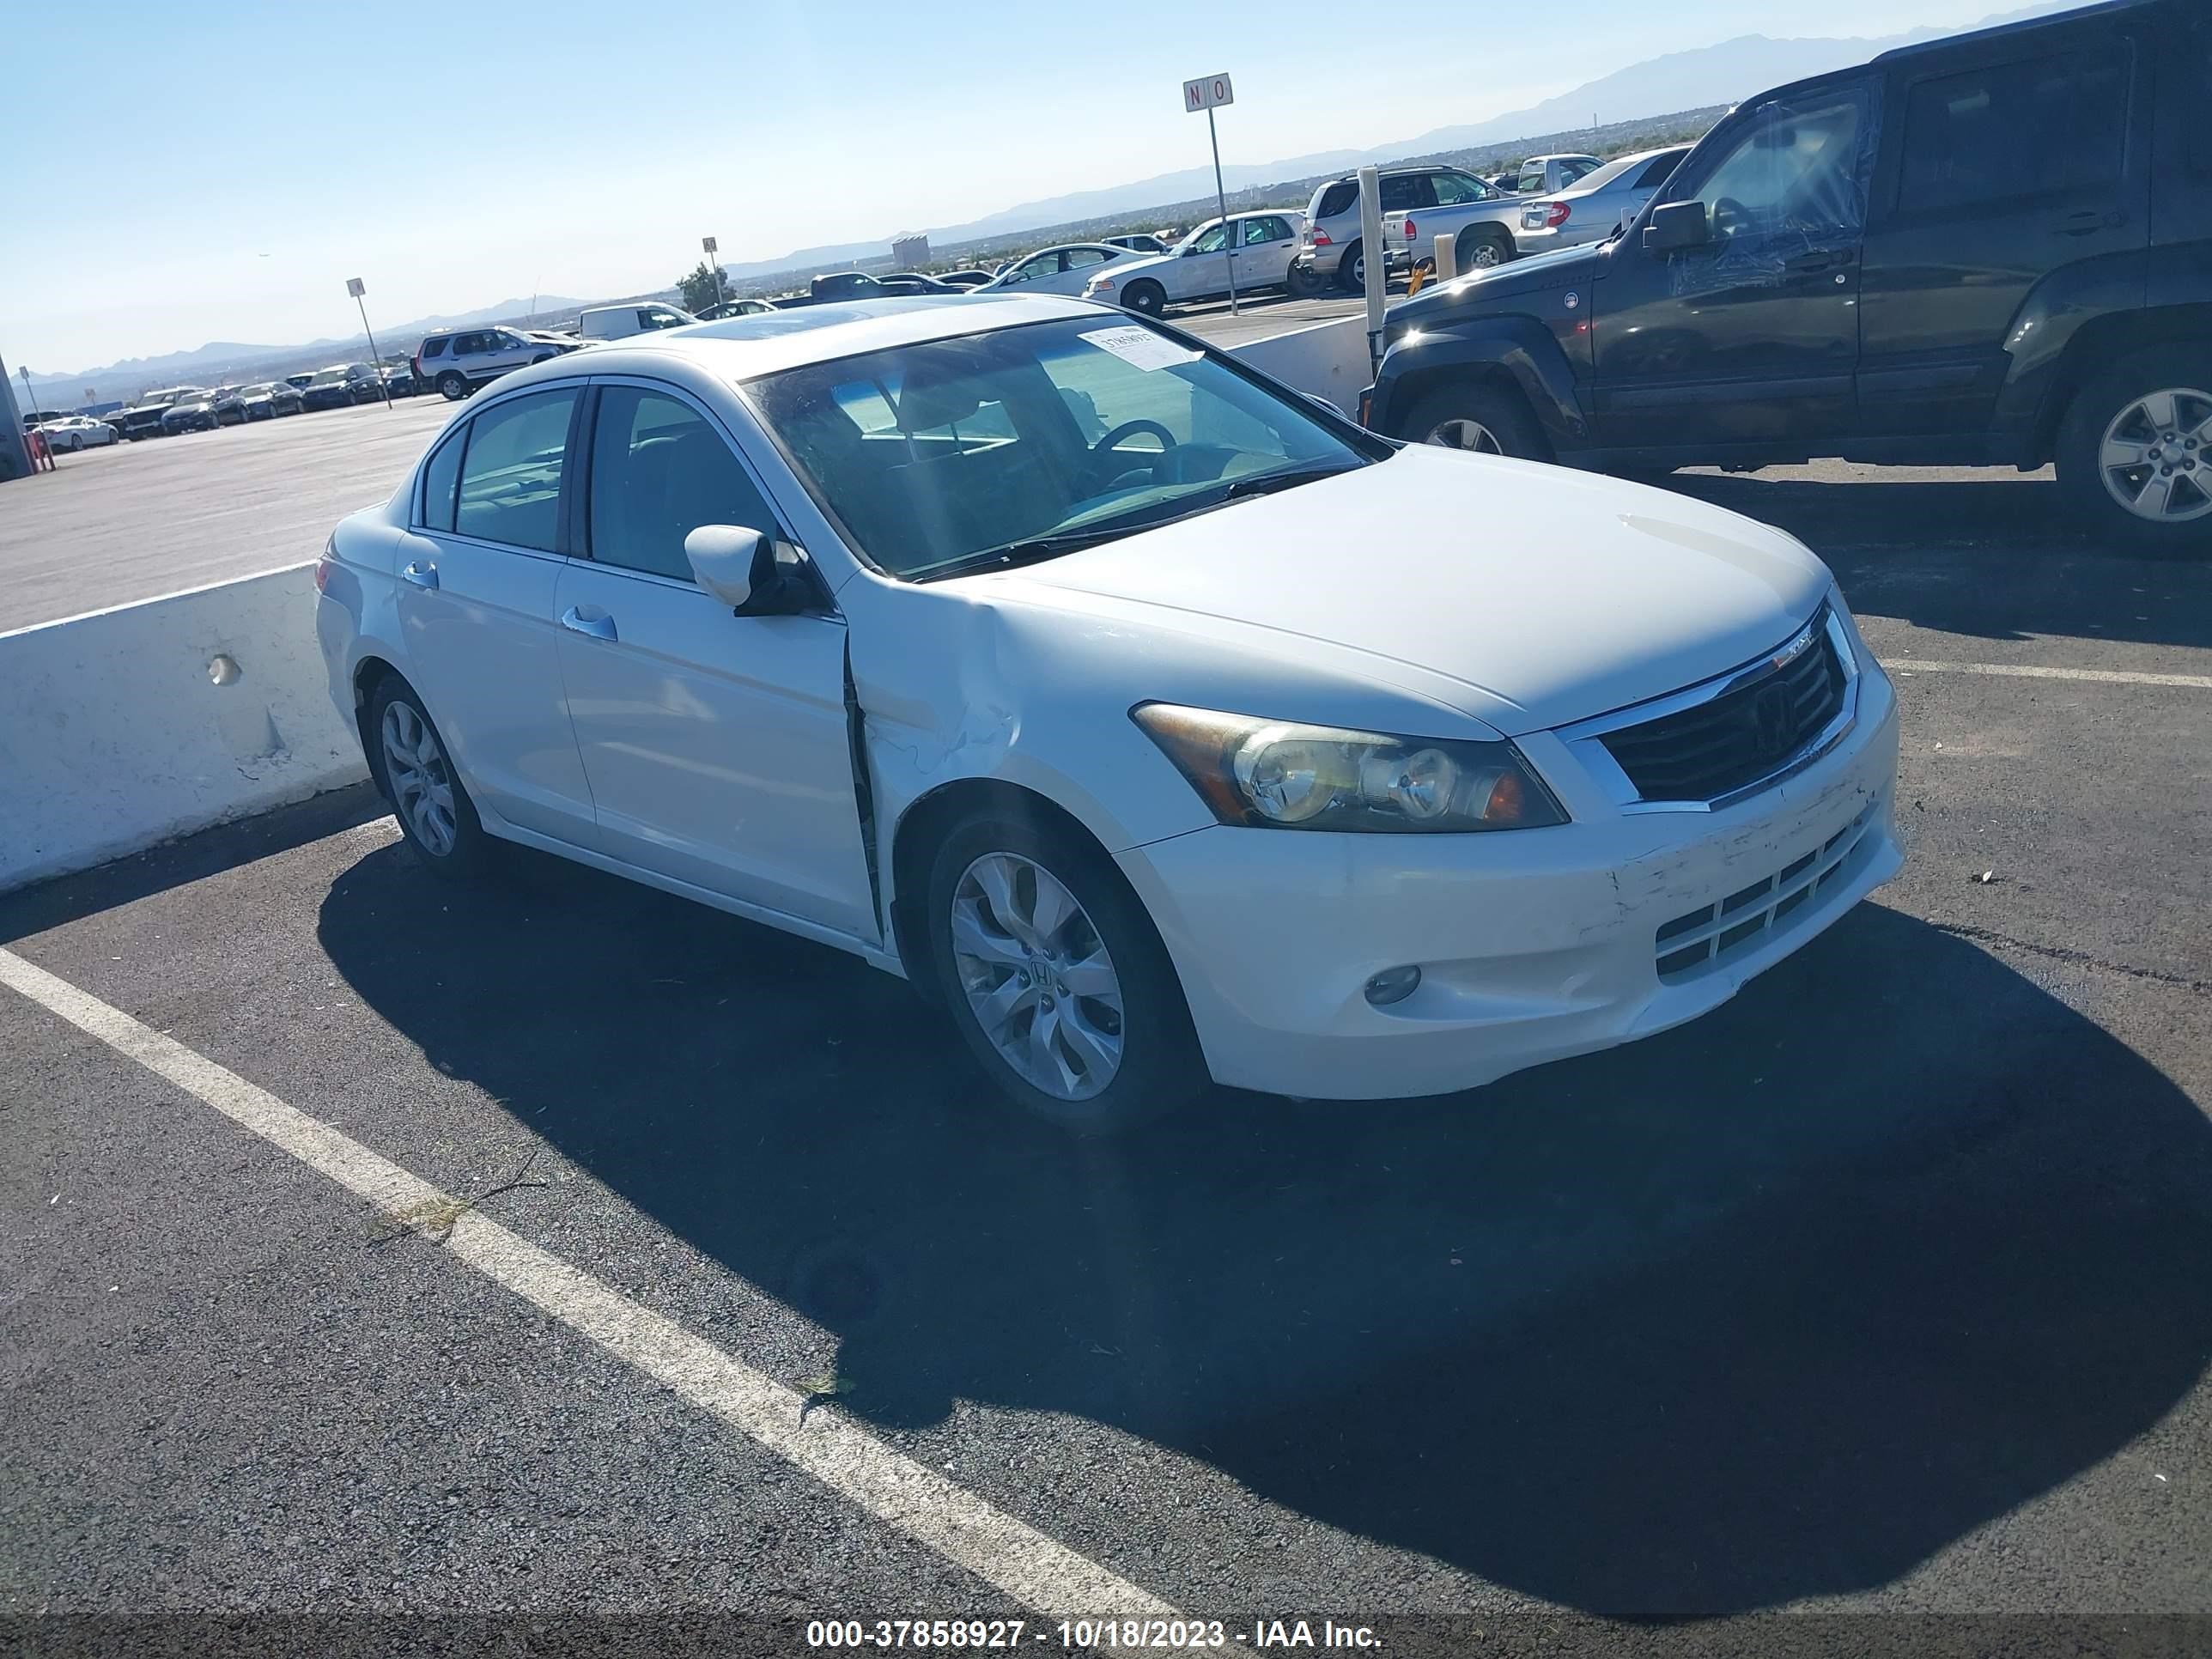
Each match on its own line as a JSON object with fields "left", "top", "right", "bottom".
{"left": 368, "top": 678, "right": 495, "bottom": 880}
{"left": 924, "top": 811, "right": 1204, "bottom": 1134}
{"left": 1121, "top": 280, "right": 1167, "bottom": 319}
{"left": 1398, "top": 381, "right": 1547, "bottom": 460}
{"left": 2055, "top": 344, "right": 2212, "bottom": 556}
{"left": 437, "top": 371, "right": 469, "bottom": 401}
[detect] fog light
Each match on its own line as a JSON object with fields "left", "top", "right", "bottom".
{"left": 1364, "top": 965, "right": 1422, "bottom": 1006}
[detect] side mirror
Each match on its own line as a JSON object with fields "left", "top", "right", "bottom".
{"left": 1303, "top": 392, "right": 1341, "bottom": 418}
{"left": 1643, "top": 200, "right": 1711, "bottom": 254}
{"left": 684, "top": 524, "right": 767, "bottom": 609}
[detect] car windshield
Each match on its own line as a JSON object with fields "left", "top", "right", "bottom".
{"left": 747, "top": 315, "right": 1379, "bottom": 581}
{"left": 308, "top": 369, "right": 345, "bottom": 386}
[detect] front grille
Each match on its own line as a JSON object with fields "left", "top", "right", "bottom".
{"left": 1601, "top": 614, "right": 1845, "bottom": 803}
{"left": 1654, "top": 800, "right": 1880, "bottom": 983}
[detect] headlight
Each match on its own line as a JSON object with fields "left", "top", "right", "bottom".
{"left": 1132, "top": 703, "right": 1565, "bottom": 833}
{"left": 1086, "top": 278, "right": 1114, "bottom": 294}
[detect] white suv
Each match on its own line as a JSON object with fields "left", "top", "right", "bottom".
{"left": 412, "top": 327, "right": 576, "bottom": 401}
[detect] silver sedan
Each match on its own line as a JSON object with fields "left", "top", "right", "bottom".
{"left": 1512, "top": 145, "right": 1692, "bottom": 255}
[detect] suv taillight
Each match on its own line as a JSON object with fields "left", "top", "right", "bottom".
{"left": 1543, "top": 202, "right": 1571, "bottom": 228}
{"left": 1310, "top": 228, "right": 1331, "bottom": 246}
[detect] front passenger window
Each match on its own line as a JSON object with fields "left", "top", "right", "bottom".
{"left": 454, "top": 388, "right": 577, "bottom": 551}
{"left": 588, "top": 387, "right": 781, "bottom": 582}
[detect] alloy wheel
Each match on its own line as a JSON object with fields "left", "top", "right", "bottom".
{"left": 380, "top": 702, "right": 459, "bottom": 857}
{"left": 1468, "top": 240, "right": 1504, "bottom": 269}
{"left": 2100, "top": 386, "right": 2212, "bottom": 524}
{"left": 949, "top": 852, "right": 1124, "bottom": 1102}
{"left": 1426, "top": 417, "right": 1503, "bottom": 454}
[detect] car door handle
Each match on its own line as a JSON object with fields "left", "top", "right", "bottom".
{"left": 1786, "top": 248, "right": 1856, "bottom": 275}
{"left": 400, "top": 560, "right": 439, "bottom": 590}
{"left": 559, "top": 605, "right": 617, "bottom": 642}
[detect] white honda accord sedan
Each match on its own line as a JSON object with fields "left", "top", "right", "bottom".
{"left": 315, "top": 294, "right": 1901, "bottom": 1131}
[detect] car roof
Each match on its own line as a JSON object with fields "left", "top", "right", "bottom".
{"left": 495, "top": 295, "right": 1106, "bottom": 385}
{"left": 1873, "top": 0, "right": 2155, "bottom": 64}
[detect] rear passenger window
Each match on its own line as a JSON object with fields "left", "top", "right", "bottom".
{"left": 587, "top": 387, "right": 781, "bottom": 582}
{"left": 1898, "top": 46, "right": 2130, "bottom": 211}
{"left": 421, "top": 337, "right": 448, "bottom": 359}
{"left": 455, "top": 388, "right": 577, "bottom": 551}
{"left": 1315, "top": 182, "right": 1357, "bottom": 219}
{"left": 419, "top": 428, "right": 464, "bottom": 531}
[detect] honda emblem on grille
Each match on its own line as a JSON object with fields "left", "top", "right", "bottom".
{"left": 1752, "top": 683, "right": 1794, "bottom": 760}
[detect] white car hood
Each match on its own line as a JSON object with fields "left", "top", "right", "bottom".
{"left": 1088, "top": 252, "right": 1175, "bottom": 286}
{"left": 988, "top": 444, "right": 1834, "bottom": 736}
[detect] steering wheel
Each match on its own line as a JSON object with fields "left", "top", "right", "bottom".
{"left": 1711, "top": 197, "right": 1754, "bottom": 240}
{"left": 1082, "top": 418, "right": 1179, "bottom": 490}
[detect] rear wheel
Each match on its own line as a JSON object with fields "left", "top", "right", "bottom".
{"left": 368, "top": 679, "right": 495, "bottom": 879}
{"left": 436, "top": 371, "right": 468, "bottom": 401}
{"left": 1336, "top": 241, "right": 1366, "bottom": 293}
{"left": 1285, "top": 262, "right": 1328, "bottom": 299}
{"left": 2056, "top": 344, "right": 2212, "bottom": 556}
{"left": 924, "top": 811, "right": 1204, "bottom": 1134}
{"left": 1398, "top": 381, "right": 1547, "bottom": 460}
{"left": 1457, "top": 228, "right": 1514, "bottom": 272}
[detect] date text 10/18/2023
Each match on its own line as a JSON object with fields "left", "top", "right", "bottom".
{"left": 804, "top": 1619, "right": 1382, "bottom": 1650}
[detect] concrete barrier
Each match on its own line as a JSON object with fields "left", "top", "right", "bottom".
{"left": 1230, "top": 314, "right": 1373, "bottom": 415}
{"left": 0, "top": 563, "right": 368, "bottom": 893}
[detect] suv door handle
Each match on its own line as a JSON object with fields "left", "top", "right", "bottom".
{"left": 559, "top": 605, "right": 617, "bottom": 642}
{"left": 400, "top": 560, "right": 439, "bottom": 591}
{"left": 1786, "top": 248, "right": 1857, "bottom": 274}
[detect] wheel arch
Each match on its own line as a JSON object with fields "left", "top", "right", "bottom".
{"left": 1369, "top": 318, "right": 1583, "bottom": 450}
{"left": 2018, "top": 304, "right": 2212, "bottom": 469}
{"left": 887, "top": 778, "right": 1115, "bottom": 1007}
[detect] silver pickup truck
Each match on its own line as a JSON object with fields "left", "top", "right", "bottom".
{"left": 1290, "top": 165, "right": 1531, "bottom": 291}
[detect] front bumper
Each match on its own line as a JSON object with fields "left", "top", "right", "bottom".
{"left": 1117, "top": 665, "right": 1901, "bottom": 1099}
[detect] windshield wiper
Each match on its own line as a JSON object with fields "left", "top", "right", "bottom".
{"left": 915, "top": 528, "right": 1130, "bottom": 582}
{"left": 1216, "top": 460, "right": 1364, "bottom": 501}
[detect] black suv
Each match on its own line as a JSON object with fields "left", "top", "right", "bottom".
{"left": 1365, "top": 0, "right": 2212, "bottom": 552}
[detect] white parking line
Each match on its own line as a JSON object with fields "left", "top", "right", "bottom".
{"left": 1888, "top": 659, "right": 2212, "bottom": 690}
{"left": 0, "top": 945, "right": 1182, "bottom": 1623}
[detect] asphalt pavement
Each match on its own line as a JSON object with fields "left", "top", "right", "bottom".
{"left": 3, "top": 461, "right": 2209, "bottom": 1655}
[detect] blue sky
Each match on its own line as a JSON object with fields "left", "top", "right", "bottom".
{"left": 8, "top": 0, "right": 2021, "bottom": 375}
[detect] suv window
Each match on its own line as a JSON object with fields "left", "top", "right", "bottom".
{"left": 1315, "top": 181, "right": 1358, "bottom": 219}
{"left": 1685, "top": 88, "right": 1870, "bottom": 241}
{"left": 421, "top": 337, "right": 449, "bottom": 359}
{"left": 450, "top": 332, "right": 484, "bottom": 356}
{"left": 1431, "top": 172, "right": 1492, "bottom": 206}
{"left": 455, "top": 387, "right": 577, "bottom": 551}
{"left": 587, "top": 386, "right": 780, "bottom": 581}
{"left": 1378, "top": 173, "right": 1433, "bottom": 212}
{"left": 1896, "top": 46, "right": 2130, "bottom": 213}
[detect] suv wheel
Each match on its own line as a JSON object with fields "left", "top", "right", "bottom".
{"left": 1398, "top": 382, "right": 1546, "bottom": 460}
{"left": 2057, "top": 346, "right": 2212, "bottom": 554}
{"left": 1458, "top": 228, "right": 1513, "bottom": 271}
{"left": 1285, "top": 262, "right": 1328, "bottom": 299}
{"left": 923, "top": 811, "right": 1203, "bottom": 1133}
{"left": 1336, "top": 241, "right": 1366, "bottom": 293}
{"left": 436, "top": 371, "right": 469, "bottom": 401}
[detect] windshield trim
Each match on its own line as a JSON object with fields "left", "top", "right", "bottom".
{"left": 733, "top": 314, "right": 1393, "bottom": 584}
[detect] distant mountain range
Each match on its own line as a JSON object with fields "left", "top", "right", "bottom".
{"left": 20, "top": 297, "right": 584, "bottom": 400}
{"left": 26, "top": 3, "right": 2074, "bottom": 396}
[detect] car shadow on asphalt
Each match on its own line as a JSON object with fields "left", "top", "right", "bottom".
{"left": 314, "top": 836, "right": 2212, "bottom": 1619}
{"left": 1652, "top": 471, "right": 2212, "bottom": 652}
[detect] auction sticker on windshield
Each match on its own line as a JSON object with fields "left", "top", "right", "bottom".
{"left": 1081, "top": 326, "right": 1201, "bottom": 372}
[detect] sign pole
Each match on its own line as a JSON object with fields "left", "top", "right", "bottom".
{"left": 19, "top": 366, "right": 54, "bottom": 469}
{"left": 1183, "top": 73, "right": 1240, "bottom": 317}
{"left": 703, "top": 236, "right": 726, "bottom": 312}
{"left": 347, "top": 278, "right": 392, "bottom": 410}
{"left": 1206, "top": 106, "right": 1237, "bottom": 317}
